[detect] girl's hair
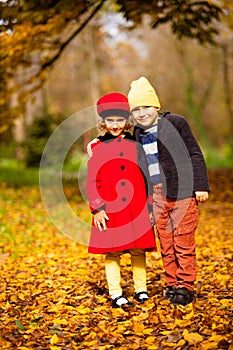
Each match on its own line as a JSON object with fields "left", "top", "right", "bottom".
{"left": 98, "top": 118, "right": 134, "bottom": 132}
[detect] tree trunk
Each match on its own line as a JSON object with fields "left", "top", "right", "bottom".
{"left": 82, "top": 25, "right": 100, "bottom": 153}
{"left": 222, "top": 44, "right": 233, "bottom": 137}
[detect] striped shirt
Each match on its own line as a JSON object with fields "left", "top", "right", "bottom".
{"left": 140, "top": 125, "right": 161, "bottom": 185}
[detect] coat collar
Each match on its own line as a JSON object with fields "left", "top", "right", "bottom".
{"left": 98, "top": 132, "right": 134, "bottom": 142}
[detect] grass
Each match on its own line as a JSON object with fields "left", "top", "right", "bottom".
{"left": 0, "top": 144, "right": 232, "bottom": 188}
{"left": 204, "top": 145, "right": 233, "bottom": 169}
{"left": 0, "top": 158, "right": 86, "bottom": 188}
{"left": 0, "top": 159, "right": 39, "bottom": 187}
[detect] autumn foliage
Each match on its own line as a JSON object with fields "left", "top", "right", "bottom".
{"left": 0, "top": 169, "right": 233, "bottom": 349}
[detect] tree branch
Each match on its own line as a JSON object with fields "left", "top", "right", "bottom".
{"left": 40, "top": 0, "right": 106, "bottom": 71}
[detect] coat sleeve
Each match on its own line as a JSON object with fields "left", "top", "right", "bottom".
{"left": 177, "top": 117, "right": 210, "bottom": 192}
{"left": 86, "top": 143, "right": 106, "bottom": 213}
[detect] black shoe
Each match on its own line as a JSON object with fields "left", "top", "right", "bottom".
{"left": 111, "top": 295, "right": 134, "bottom": 308}
{"left": 134, "top": 291, "right": 149, "bottom": 304}
{"left": 171, "top": 287, "right": 194, "bottom": 306}
{"left": 163, "top": 286, "right": 176, "bottom": 301}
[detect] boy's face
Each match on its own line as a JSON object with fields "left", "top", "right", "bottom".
{"left": 104, "top": 116, "right": 127, "bottom": 137}
{"left": 131, "top": 106, "right": 159, "bottom": 127}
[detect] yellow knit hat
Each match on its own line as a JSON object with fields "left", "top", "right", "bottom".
{"left": 128, "top": 77, "right": 161, "bottom": 111}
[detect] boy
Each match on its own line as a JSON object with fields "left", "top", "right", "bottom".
{"left": 128, "top": 77, "right": 210, "bottom": 306}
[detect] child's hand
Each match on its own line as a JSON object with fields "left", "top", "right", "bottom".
{"left": 150, "top": 212, "right": 155, "bottom": 226}
{"left": 93, "top": 210, "right": 109, "bottom": 231}
{"left": 87, "top": 138, "right": 98, "bottom": 157}
{"left": 195, "top": 191, "right": 209, "bottom": 203}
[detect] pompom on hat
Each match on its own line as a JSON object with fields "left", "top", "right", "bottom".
{"left": 96, "top": 92, "right": 130, "bottom": 119}
{"left": 128, "top": 77, "right": 161, "bottom": 111}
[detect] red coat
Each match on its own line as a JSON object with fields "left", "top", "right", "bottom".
{"left": 86, "top": 133, "right": 156, "bottom": 254}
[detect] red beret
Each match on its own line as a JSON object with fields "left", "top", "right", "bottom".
{"left": 96, "top": 93, "right": 130, "bottom": 119}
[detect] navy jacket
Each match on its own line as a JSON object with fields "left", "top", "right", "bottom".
{"left": 134, "top": 111, "right": 210, "bottom": 199}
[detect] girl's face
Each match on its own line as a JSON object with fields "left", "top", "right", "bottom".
{"left": 104, "top": 116, "right": 127, "bottom": 137}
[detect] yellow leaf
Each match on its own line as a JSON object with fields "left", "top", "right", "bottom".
{"left": 144, "top": 328, "right": 154, "bottom": 335}
{"left": 183, "top": 329, "right": 203, "bottom": 344}
{"left": 162, "top": 341, "right": 179, "bottom": 347}
{"left": 160, "top": 330, "right": 172, "bottom": 335}
{"left": 10, "top": 295, "right": 18, "bottom": 302}
{"left": 178, "top": 339, "right": 186, "bottom": 346}
{"left": 133, "top": 322, "right": 144, "bottom": 333}
{"left": 0, "top": 292, "right": 6, "bottom": 301}
{"left": 88, "top": 331, "right": 97, "bottom": 339}
{"left": 176, "top": 303, "right": 194, "bottom": 314}
{"left": 95, "top": 295, "right": 107, "bottom": 303}
{"left": 50, "top": 334, "right": 59, "bottom": 345}
{"left": 53, "top": 318, "right": 68, "bottom": 325}
{"left": 18, "top": 293, "right": 26, "bottom": 300}
{"left": 77, "top": 307, "right": 91, "bottom": 314}
{"left": 75, "top": 295, "right": 88, "bottom": 300}
{"left": 109, "top": 331, "right": 124, "bottom": 339}
{"left": 206, "top": 265, "right": 215, "bottom": 271}
{"left": 175, "top": 319, "right": 192, "bottom": 327}
{"left": 5, "top": 301, "right": 11, "bottom": 309}
{"left": 117, "top": 324, "right": 126, "bottom": 332}
{"left": 145, "top": 336, "right": 156, "bottom": 344}
{"left": 82, "top": 340, "right": 98, "bottom": 346}
{"left": 209, "top": 335, "right": 227, "bottom": 343}
{"left": 16, "top": 272, "right": 28, "bottom": 279}
{"left": 133, "top": 313, "right": 149, "bottom": 321}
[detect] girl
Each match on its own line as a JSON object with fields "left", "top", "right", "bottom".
{"left": 86, "top": 92, "right": 156, "bottom": 308}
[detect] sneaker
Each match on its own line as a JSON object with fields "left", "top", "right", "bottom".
{"left": 171, "top": 287, "right": 194, "bottom": 306}
{"left": 163, "top": 286, "right": 176, "bottom": 301}
{"left": 134, "top": 291, "right": 149, "bottom": 304}
{"left": 111, "top": 295, "right": 134, "bottom": 308}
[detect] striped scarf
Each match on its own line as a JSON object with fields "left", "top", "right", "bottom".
{"left": 140, "top": 125, "right": 161, "bottom": 185}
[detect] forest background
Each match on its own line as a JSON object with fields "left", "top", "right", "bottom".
{"left": 0, "top": 0, "right": 233, "bottom": 174}
{"left": 0, "top": 1, "right": 233, "bottom": 349}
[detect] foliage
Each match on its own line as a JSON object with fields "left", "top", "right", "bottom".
{"left": 205, "top": 144, "right": 233, "bottom": 169}
{"left": 0, "top": 141, "right": 232, "bottom": 191}
{"left": 0, "top": 144, "right": 40, "bottom": 186}
{"left": 24, "top": 112, "right": 53, "bottom": 167}
{"left": 116, "top": 0, "right": 221, "bottom": 42}
{"left": 0, "top": 160, "right": 39, "bottom": 187}
{"left": 0, "top": 169, "right": 233, "bottom": 349}
{"left": 0, "top": 0, "right": 224, "bottom": 130}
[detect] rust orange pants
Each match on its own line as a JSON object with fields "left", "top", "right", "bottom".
{"left": 153, "top": 191, "right": 198, "bottom": 291}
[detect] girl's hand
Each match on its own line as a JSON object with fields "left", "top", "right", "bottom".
{"left": 195, "top": 191, "right": 209, "bottom": 203}
{"left": 93, "top": 210, "right": 109, "bottom": 231}
{"left": 150, "top": 212, "right": 155, "bottom": 226}
{"left": 87, "top": 138, "right": 98, "bottom": 157}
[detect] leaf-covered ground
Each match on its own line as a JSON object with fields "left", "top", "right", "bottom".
{"left": 0, "top": 169, "right": 233, "bottom": 350}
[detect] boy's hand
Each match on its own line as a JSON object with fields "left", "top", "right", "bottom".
{"left": 93, "top": 210, "right": 109, "bottom": 231}
{"left": 87, "top": 138, "right": 98, "bottom": 157}
{"left": 195, "top": 191, "right": 209, "bottom": 203}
